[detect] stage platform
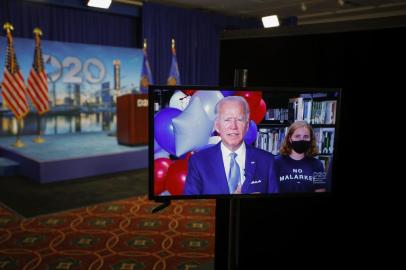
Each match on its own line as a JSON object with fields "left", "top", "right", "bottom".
{"left": 0, "top": 132, "right": 148, "bottom": 183}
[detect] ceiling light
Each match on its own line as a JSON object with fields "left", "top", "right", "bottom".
{"left": 87, "top": 0, "right": 112, "bottom": 9}
{"left": 261, "top": 15, "right": 280, "bottom": 28}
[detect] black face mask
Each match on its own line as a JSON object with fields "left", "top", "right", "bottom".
{"left": 291, "top": 140, "right": 311, "bottom": 154}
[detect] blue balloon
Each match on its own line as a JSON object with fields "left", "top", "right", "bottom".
{"left": 154, "top": 108, "right": 182, "bottom": 155}
{"left": 244, "top": 120, "right": 258, "bottom": 145}
{"left": 154, "top": 138, "right": 162, "bottom": 153}
{"left": 221, "top": 90, "right": 236, "bottom": 97}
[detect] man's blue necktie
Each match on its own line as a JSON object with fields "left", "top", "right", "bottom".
{"left": 228, "top": 152, "right": 240, "bottom": 193}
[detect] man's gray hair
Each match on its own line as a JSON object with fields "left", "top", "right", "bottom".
{"left": 214, "top": 96, "right": 250, "bottom": 122}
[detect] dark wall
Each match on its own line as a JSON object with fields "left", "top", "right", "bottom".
{"left": 217, "top": 23, "right": 405, "bottom": 268}
{"left": 220, "top": 26, "right": 405, "bottom": 89}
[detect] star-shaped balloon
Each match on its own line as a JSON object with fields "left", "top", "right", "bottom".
{"left": 172, "top": 96, "right": 214, "bottom": 157}
{"left": 190, "top": 90, "right": 224, "bottom": 121}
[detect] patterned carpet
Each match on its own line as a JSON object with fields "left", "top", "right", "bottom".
{"left": 0, "top": 196, "right": 215, "bottom": 270}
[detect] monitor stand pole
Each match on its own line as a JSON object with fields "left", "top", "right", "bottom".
{"left": 226, "top": 68, "right": 246, "bottom": 269}
{"left": 152, "top": 200, "right": 171, "bottom": 213}
{"left": 227, "top": 198, "right": 240, "bottom": 270}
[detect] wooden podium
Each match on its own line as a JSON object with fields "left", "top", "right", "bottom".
{"left": 116, "top": 93, "right": 148, "bottom": 145}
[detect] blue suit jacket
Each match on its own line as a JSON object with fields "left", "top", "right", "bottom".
{"left": 184, "top": 142, "right": 279, "bottom": 195}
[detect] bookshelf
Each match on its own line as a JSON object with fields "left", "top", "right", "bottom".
{"left": 254, "top": 90, "right": 338, "bottom": 172}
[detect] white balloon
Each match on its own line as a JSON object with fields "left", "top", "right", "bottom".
{"left": 169, "top": 90, "right": 191, "bottom": 111}
{"left": 172, "top": 96, "right": 213, "bottom": 157}
{"left": 191, "top": 90, "right": 224, "bottom": 121}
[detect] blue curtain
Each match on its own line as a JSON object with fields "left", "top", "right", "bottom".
{"left": 142, "top": 2, "right": 260, "bottom": 85}
{"left": 1, "top": 0, "right": 259, "bottom": 84}
{"left": 0, "top": 0, "right": 140, "bottom": 47}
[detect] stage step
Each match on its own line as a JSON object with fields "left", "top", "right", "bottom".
{"left": 0, "top": 157, "right": 20, "bottom": 176}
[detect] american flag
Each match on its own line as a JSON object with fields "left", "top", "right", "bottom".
{"left": 26, "top": 28, "right": 49, "bottom": 115}
{"left": 140, "top": 39, "right": 153, "bottom": 93}
{"left": 167, "top": 38, "right": 181, "bottom": 86}
{"left": 1, "top": 23, "right": 30, "bottom": 119}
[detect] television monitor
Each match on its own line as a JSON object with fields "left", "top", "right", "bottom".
{"left": 149, "top": 85, "right": 341, "bottom": 200}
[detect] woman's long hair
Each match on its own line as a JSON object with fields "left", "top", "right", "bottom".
{"left": 279, "top": 121, "right": 319, "bottom": 157}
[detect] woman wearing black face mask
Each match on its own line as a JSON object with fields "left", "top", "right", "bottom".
{"left": 274, "top": 121, "right": 326, "bottom": 193}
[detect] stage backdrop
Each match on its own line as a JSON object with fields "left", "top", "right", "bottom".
{"left": 0, "top": 37, "right": 142, "bottom": 136}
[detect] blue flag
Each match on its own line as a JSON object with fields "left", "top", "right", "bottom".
{"left": 167, "top": 39, "right": 181, "bottom": 85}
{"left": 140, "top": 41, "right": 153, "bottom": 93}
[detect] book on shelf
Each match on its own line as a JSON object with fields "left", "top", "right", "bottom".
{"left": 311, "top": 101, "right": 322, "bottom": 124}
{"left": 314, "top": 127, "right": 335, "bottom": 155}
{"left": 325, "top": 100, "right": 337, "bottom": 124}
{"left": 265, "top": 108, "right": 289, "bottom": 122}
{"left": 288, "top": 97, "right": 304, "bottom": 122}
{"left": 303, "top": 99, "right": 312, "bottom": 123}
{"left": 310, "top": 100, "right": 336, "bottom": 124}
{"left": 255, "top": 127, "right": 287, "bottom": 155}
{"left": 287, "top": 97, "right": 336, "bottom": 125}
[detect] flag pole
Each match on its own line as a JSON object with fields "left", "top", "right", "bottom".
{"left": 140, "top": 38, "right": 148, "bottom": 92}
{"left": 32, "top": 27, "right": 46, "bottom": 143}
{"left": 13, "top": 119, "right": 25, "bottom": 148}
{"left": 33, "top": 114, "right": 45, "bottom": 143}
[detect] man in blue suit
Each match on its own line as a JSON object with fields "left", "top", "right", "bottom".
{"left": 184, "top": 96, "right": 279, "bottom": 195}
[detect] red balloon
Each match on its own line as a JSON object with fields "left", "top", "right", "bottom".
{"left": 165, "top": 159, "right": 189, "bottom": 195}
{"left": 154, "top": 158, "right": 173, "bottom": 195}
{"left": 182, "top": 90, "right": 196, "bottom": 96}
{"left": 235, "top": 91, "right": 262, "bottom": 109}
{"left": 250, "top": 99, "right": 267, "bottom": 124}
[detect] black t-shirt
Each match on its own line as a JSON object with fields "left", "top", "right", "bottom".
{"left": 275, "top": 155, "right": 326, "bottom": 193}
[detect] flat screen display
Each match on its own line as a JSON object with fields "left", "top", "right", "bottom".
{"left": 149, "top": 86, "right": 341, "bottom": 200}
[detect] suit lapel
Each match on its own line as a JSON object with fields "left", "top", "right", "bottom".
{"left": 242, "top": 145, "right": 257, "bottom": 192}
{"left": 211, "top": 143, "right": 230, "bottom": 194}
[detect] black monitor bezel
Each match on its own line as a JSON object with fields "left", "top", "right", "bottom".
{"left": 148, "top": 85, "right": 342, "bottom": 201}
